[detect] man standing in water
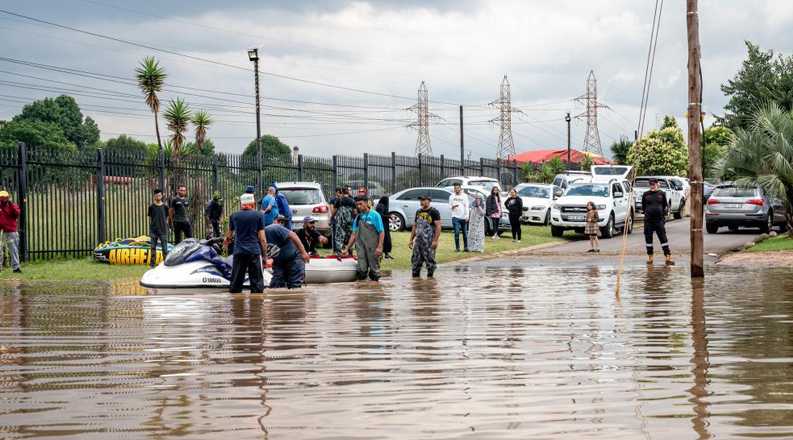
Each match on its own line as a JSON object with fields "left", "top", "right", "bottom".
{"left": 449, "top": 182, "right": 470, "bottom": 252}
{"left": 409, "top": 194, "right": 442, "bottom": 278}
{"left": 342, "top": 196, "right": 385, "bottom": 281}
{"left": 266, "top": 216, "right": 311, "bottom": 288}
{"left": 169, "top": 185, "right": 192, "bottom": 244}
{"left": 147, "top": 189, "right": 169, "bottom": 268}
{"left": 224, "top": 193, "right": 268, "bottom": 293}
{"left": 641, "top": 178, "right": 674, "bottom": 265}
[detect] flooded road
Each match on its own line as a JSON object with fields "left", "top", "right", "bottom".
{"left": 2, "top": 260, "right": 793, "bottom": 439}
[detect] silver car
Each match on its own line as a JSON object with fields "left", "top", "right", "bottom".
{"left": 705, "top": 184, "right": 787, "bottom": 234}
{"left": 388, "top": 187, "right": 454, "bottom": 231}
{"left": 276, "top": 182, "right": 331, "bottom": 235}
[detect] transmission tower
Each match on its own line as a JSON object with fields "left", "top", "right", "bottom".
{"left": 408, "top": 81, "right": 435, "bottom": 156}
{"left": 489, "top": 75, "right": 519, "bottom": 160}
{"left": 575, "top": 70, "right": 608, "bottom": 156}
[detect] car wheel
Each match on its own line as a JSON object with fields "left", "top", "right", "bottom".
{"left": 761, "top": 210, "right": 773, "bottom": 233}
{"left": 706, "top": 223, "right": 719, "bottom": 234}
{"left": 601, "top": 213, "right": 615, "bottom": 239}
{"left": 551, "top": 225, "right": 564, "bottom": 237}
{"left": 674, "top": 199, "right": 685, "bottom": 220}
{"left": 543, "top": 209, "right": 551, "bottom": 226}
{"left": 388, "top": 212, "right": 405, "bottom": 232}
{"left": 625, "top": 211, "right": 634, "bottom": 235}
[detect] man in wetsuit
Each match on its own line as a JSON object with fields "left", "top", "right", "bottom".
{"left": 169, "top": 185, "right": 192, "bottom": 244}
{"left": 641, "top": 178, "right": 674, "bottom": 265}
{"left": 409, "top": 194, "right": 442, "bottom": 278}
{"left": 225, "top": 193, "right": 268, "bottom": 293}
{"left": 342, "top": 196, "right": 385, "bottom": 281}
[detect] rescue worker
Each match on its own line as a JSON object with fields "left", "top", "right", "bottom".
{"left": 342, "top": 196, "right": 385, "bottom": 281}
{"left": 409, "top": 194, "right": 442, "bottom": 278}
{"left": 297, "top": 216, "right": 328, "bottom": 257}
{"left": 641, "top": 178, "right": 674, "bottom": 265}
{"left": 224, "top": 193, "right": 268, "bottom": 293}
{"left": 266, "top": 216, "right": 311, "bottom": 288}
{"left": 204, "top": 192, "right": 223, "bottom": 238}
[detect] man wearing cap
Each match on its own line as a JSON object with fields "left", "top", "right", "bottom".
{"left": 266, "top": 215, "right": 311, "bottom": 288}
{"left": 409, "top": 194, "right": 442, "bottom": 278}
{"left": 641, "top": 178, "right": 674, "bottom": 265}
{"left": 224, "top": 193, "right": 268, "bottom": 293}
{"left": 0, "top": 190, "right": 21, "bottom": 273}
{"left": 273, "top": 184, "right": 292, "bottom": 230}
{"left": 297, "top": 216, "right": 328, "bottom": 257}
{"left": 342, "top": 196, "right": 385, "bottom": 281}
{"left": 449, "top": 182, "right": 470, "bottom": 252}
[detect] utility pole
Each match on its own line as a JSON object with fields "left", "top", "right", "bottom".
{"left": 490, "top": 75, "right": 518, "bottom": 160}
{"left": 565, "top": 113, "right": 572, "bottom": 166}
{"left": 248, "top": 48, "right": 262, "bottom": 192}
{"left": 459, "top": 105, "right": 465, "bottom": 173}
{"left": 687, "top": 0, "right": 704, "bottom": 278}
{"left": 408, "top": 81, "right": 435, "bottom": 156}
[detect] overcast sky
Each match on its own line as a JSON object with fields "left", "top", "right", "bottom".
{"left": 1, "top": 0, "right": 791, "bottom": 159}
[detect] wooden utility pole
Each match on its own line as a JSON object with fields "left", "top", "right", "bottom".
{"left": 687, "top": 0, "right": 704, "bottom": 278}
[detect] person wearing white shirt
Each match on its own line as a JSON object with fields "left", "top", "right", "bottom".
{"left": 449, "top": 183, "right": 470, "bottom": 252}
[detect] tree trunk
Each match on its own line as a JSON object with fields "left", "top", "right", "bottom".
{"left": 154, "top": 112, "right": 163, "bottom": 151}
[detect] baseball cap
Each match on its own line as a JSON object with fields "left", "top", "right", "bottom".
{"left": 303, "top": 216, "right": 316, "bottom": 224}
{"left": 0, "top": 190, "right": 10, "bottom": 198}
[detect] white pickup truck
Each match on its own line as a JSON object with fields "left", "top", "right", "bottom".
{"left": 633, "top": 176, "right": 686, "bottom": 219}
{"left": 550, "top": 178, "right": 634, "bottom": 238}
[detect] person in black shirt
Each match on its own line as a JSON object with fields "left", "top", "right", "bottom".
{"left": 409, "top": 195, "right": 442, "bottom": 278}
{"left": 147, "top": 189, "right": 169, "bottom": 268}
{"left": 504, "top": 189, "right": 524, "bottom": 242}
{"left": 296, "top": 216, "right": 327, "bottom": 256}
{"left": 641, "top": 178, "right": 673, "bottom": 265}
{"left": 205, "top": 193, "right": 224, "bottom": 238}
{"left": 375, "top": 196, "right": 393, "bottom": 259}
{"left": 169, "top": 185, "right": 192, "bottom": 244}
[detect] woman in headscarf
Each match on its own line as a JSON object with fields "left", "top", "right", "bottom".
{"left": 485, "top": 186, "right": 502, "bottom": 239}
{"left": 468, "top": 192, "right": 486, "bottom": 253}
{"left": 374, "top": 196, "right": 393, "bottom": 259}
{"left": 333, "top": 188, "right": 356, "bottom": 257}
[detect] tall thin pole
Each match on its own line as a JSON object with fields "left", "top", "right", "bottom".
{"left": 687, "top": 0, "right": 704, "bottom": 278}
{"left": 565, "top": 113, "right": 572, "bottom": 166}
{"left": 252, "top": 50, "right": 262, "bottom": 192}
{"left": 459, "top": 105, "right": 465, "bottom": 172}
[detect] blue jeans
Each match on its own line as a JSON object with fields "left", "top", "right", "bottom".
{"left": 452, "top": 217, "right": 469, "bottom": 251}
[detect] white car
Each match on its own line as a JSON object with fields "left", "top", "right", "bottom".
{"left": 514, "top": 183, "right": 561, "bottom": 225}
{"left": 276, "top": 182, "right": 331, "bottom": 234}
{"left": 552, "top": 171, "right": 592, "bottom": 191}
{"left": 550, "top": 179, "right": 634, "bottom": 238}
{"left": 633, "top": 176, "right": 686, "bottom": 220}
{"left": 437, "top": 176, "right": 503, "bottom": 194}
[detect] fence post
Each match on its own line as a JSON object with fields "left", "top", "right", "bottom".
{"left": 390, "top": 152, "right": 396, "bottom": 194}
{"left": 16, "top": 142, "right": 28, "bottom": 262}
{"left": 496, "top": 157, "right": 502, "bottom": 183}
{"left": 158, "top": 150, "right": 166, "bottom": 192}
{"left": 297, "top": 154, "right": 304, "bottom": 181}
{"left": 211, "top": 155, "right": 219, "bottom": 194}
{"left": 440, "top": 154, "right": 445, "bottom": 177}
{"left": 96, "top": 148, "right": 106, "bottom": 245}
{"left": 418, "top": 154, "right": 423, "bottom": 186}
{"left": 332, "top": 155, "right": 338, "bottom": 191}
{"left": 363, "top": 153, "right": 369, "bottom": 192}
{"left": 479, "top": 157, "right": 484, "bottom": 176}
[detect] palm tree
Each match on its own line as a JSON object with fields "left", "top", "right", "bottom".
{"left": 722, "top": 103, "right": 793, "bottom": 231}
{"left": 191, "top": 110, "right": 212, "bottom": 154}
{"left": 163, "top": 98, "right": 192, "bottom": 156}
{"left": 135, "top": 57, "right": 167, "bottom": 151}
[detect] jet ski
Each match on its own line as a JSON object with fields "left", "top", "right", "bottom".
{"left": 140, "top": 238, "right": 272, "bottom": 289}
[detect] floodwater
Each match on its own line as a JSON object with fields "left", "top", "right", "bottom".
{"left": 1, "top": 260, "right": 793, "bottom": 439}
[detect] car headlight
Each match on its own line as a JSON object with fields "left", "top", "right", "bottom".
{"left": 531, "top": 205, "right": 545, "bottom": 210}
{"left": 552, "top": 203, "right": 560, "bottom": 210}
{"left": 597, "top": 204, "right": 607, "bottom": 210}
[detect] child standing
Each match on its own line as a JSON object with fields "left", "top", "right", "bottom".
{"left": 585, "top": 201, "right": 600, "bottom": 253}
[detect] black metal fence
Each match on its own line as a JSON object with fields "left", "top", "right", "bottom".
{"left": 0, "top": 143, "right": 522, "bottom": 261}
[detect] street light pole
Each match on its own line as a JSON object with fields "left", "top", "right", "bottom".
{"left": 248, "top": 48, "right": 262, "bottom": 193}
{"left": 565, "top": 113, "right": 572, "bottom": 167}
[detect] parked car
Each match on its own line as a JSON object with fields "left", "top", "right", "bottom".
{"left": 345, "top": 179, "right": 387, "bottom": 200}
{"left": 705, "top": 184, "right": 787, "bottom": 234}
{"left": 633, "top": 176, "right": 686, "bottom": 220}
{"left": 437, "top": 176, "right": 502, "bottom": 194}
{"left": 550, "top": 179, "right": 634, "bottom": 238}
{"left": 388, "top": 187, "right": 453, "bottom": 232}
{"left": 552, "top": 171, "right": 592, "bottom": 192}
{"left": 276, "top": 182, "right": 331, "bottom": 235}
{"left": 591, "top": 165, "right": 633, "bottom": 182}
{"left": 460, "top": 186, "right": 511, "bottom": 232}
{"left": 514, "top": 183, "right": 561, "bottom": 225}
{"left": 703, "top": 182, "right": 715, "bottom": 202}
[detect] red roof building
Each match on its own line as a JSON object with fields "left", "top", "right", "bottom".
{"left": 512, "top": 148, "right": 610, "bottom": 165}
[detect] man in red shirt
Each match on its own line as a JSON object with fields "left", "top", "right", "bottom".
{"left": 0, "top": 190, "right": 21, "bottom": 273}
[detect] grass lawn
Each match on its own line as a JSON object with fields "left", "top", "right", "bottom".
{"left": 0, "top": 225, "right": 560, "bottom": 282}
{"left": 748, "top": 234, "right": 793, "bottom": 252}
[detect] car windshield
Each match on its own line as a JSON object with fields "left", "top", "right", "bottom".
{"left": 279, "top": 188, "right": 322, "bottom": 205}
{"left": 565, "top": 184, "right": 609, "bottom": 197}
{"left": 634, "top": 179, "right": 669, "bottom": 189}
{"left": 593, "top": 166, "right": 629, "bottom": 176}
{"left": 713, "top": 186, "right": 756, "bottom": 197}
{"left": 518, "top": 186, "right": 550, "bottom": 198}
{"left": 468, "top": 180, "right": 499, "bottom": 192}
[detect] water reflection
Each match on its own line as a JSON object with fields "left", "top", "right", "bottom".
{"left": 1, "top": 265, "right": 793, "bottom": 439}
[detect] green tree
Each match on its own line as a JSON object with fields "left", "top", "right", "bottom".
{"left": 182, "top": 139, "right": 216, "bottom": 156}
{"left": 0, "top": 119, "right": 75, "bottom": 151}
{"left": 163, "top": 98, "right": 191, "bottom": 156}
{"left": 523, "top": 156, "right": 567, "bottom": 183}
{"left": 661, "top": 115, "right": 679, "bottom": 129}
{"left": 721, "top": 103, "right": 793, "bottom": 230}
{"left": 243, "top": 134, "right": 291, "bottom": 161}
{"left": 191, "top": 110, "right": 211, "bottom": 153}
{"left": 627, "top": 124, "right": 688, "bottom": 176}
{"left": 135, "top": 56, "right": 167, "bottom": 151}
{"left": 13, "top": 95, "right": 99, "bottom": 148}
{"left": 102, "top": 134, "right": 149, "bottom": 157}
{"left": 703, "top": 125, "right": 734, "bottom": 178}
{"left": 610, "top": 137, "right": 633, "bottom": 164}
{"left": 580, "top": 154, "right": 594, "bottom": 172}
{"left": 721, "top": 42, "right": 793, "bottom": 130}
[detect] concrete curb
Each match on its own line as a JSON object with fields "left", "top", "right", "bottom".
{"left": 443, "top": 241, "right": 564, "bottom": 266}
